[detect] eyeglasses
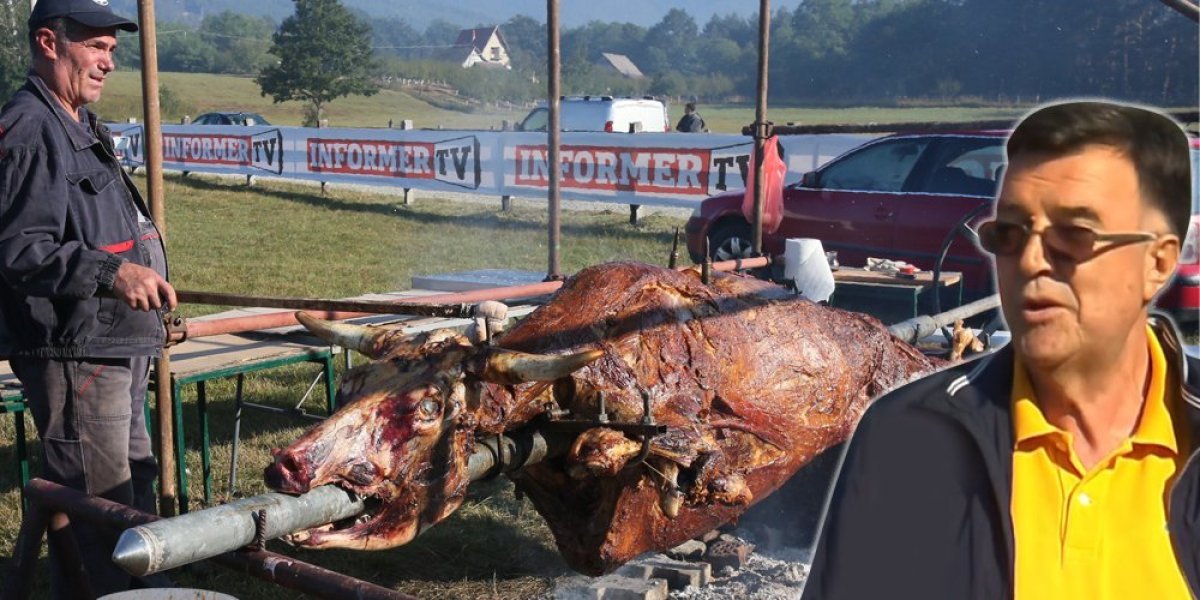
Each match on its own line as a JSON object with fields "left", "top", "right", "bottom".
{"left": 975, "top": 220, "right": 1159, "bottom": 262}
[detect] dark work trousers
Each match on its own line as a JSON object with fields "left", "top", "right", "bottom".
{"left": 12, "top": 355, "right": 156, "bottom": 596}
{"left": 12, "top": 218, "right": 168, "bottom": 596}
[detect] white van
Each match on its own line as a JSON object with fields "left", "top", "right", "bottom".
{"left": 517, "top": 96, "right": 670, "bottom": 133}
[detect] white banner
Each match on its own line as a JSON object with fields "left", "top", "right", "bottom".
{"left": 106, "top": 124, "right": 873, "bottom": 207}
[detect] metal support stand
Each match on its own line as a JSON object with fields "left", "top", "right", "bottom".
{"left": 227, "top": 368, "right": 331, "bottom": 498}
{"left": 3, "top": 479, "right": 413, "bottom": 600}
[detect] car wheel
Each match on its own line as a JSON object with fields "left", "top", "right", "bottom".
{"left": 708, "top": 220, "right": 755, "bottom": 262}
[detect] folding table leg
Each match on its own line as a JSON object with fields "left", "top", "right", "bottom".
{"left": 324, "top": 351, "right": 337, "bottom": 413}
{"left": 15, "top": 405, "right": 29, "bottom": 510}
{"left": 227, "top": 374, "right": 245, "bottom": 497}
{"left": 198, "top": 381, "right": 211, "bottom": 505}
{"left": 172, "top": 377, "right": 189, "bottom": 514}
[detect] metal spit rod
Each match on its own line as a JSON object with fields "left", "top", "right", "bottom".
{"left": 886, "top": 294, "right": 1001, "bottom": 344}
{"left": 114, "top": 429, "right": 571, "bottom": 576}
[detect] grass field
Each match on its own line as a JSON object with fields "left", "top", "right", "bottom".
{"left": 94, "top": 71, "right": 528, "bottom": 130}
{"left": 93, "top": 71, "right": 1042, "bottom": 133}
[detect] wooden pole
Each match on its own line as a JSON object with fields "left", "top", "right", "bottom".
{"left": 135, "top": 0, "right": 176, "bottom": 518}
{"left": 546, "top": 0, "right": 562, "bottom": 279}
{"left": 752, "top": 0, "right": 770, "bottom": 256}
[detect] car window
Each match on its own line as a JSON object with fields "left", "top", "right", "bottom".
{"left": 193, "top": 115, "right": 211, "bottom": 125}
{"left": 520, "top": 108, "right": 548, "bottom": 132}
{"left": 922, "top": 137, "right": 1004, "bottom": 196}
{"left": 819, "top": 138, "right": 931, "bottom": 192}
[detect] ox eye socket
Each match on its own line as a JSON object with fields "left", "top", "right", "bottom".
{"left": 419, "top": 399, "right": 441, "bottom": 418}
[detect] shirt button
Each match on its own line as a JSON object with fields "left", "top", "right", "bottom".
{"left": 1079, "top": 493, "right": 1093, "bottom": 507}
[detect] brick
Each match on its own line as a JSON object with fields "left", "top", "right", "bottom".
{"left": 554, "top": 575, "right": 669, "bottom": 600}
{"left": 617, "top": 556, "right": 712, "bottom": 590}
{"left": 704, "top": 539, "right": 755, "bottom": 572}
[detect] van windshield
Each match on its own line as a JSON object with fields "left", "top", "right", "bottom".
{"left": 520, "top": 108, "right": 548, "bottom": 132}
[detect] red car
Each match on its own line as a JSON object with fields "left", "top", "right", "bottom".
{"left": 686, "top": 131, "right": 1198, "bottom": 321}
{"left": 1155, "top": 139, "right": 1199, "bottom": 325}
{"left": 685, "top": 131, "right": 1007, "bottom": 298}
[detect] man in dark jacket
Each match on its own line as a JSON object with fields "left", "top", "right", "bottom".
{"left": 0, "top": 0, "right": 174, "bottom": 594}
{"left": 802, "top": 101, "right": 1198, "bottom": 599}
{"left": 675, "top": 102, "right": 706, "bottom": 132}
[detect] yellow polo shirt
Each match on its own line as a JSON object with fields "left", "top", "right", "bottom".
{"left": 1011, "top": 327, "right": 1190, "bottom": 599}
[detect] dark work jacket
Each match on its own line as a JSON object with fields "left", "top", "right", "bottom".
{"left": 675, "top": 112, "right": 705, "bottom": 132}
{"left": 801, "top": 315, "right": 1200, "bottom": 599}
{"left": 0, "top": 75, "right": 167, "bottom": 358}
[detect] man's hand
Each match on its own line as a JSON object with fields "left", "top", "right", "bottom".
{"left": 112, "top": 262, "right": 176, "bottom": 311}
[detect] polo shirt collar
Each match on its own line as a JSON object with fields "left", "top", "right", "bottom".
{"left": 1011, "top": 324, "right": 1177, "bottom": 454}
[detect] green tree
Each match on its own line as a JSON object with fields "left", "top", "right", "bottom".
{"left": 200, "top": 11, "right": 275, "bottom": 75}
{"left": 257, "top": 0, "right": 378, "bottom": 126}
{"left": 643, "top": 8, "right": 699, "bottom": 74}
{"left": 157, "top": 25, "right": 217, "bottom": 73}
{"left": 502, "top": 15, "right": 546, "bottom": 72}
{"left": 0, "top": 0, "right": 29, "bottom": 98}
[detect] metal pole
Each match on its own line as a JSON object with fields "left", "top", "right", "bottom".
{"left": 113, "top": 429, "right": 572, "bottom": 576}
{"left": 546, "top": 0, "right": 562, "bottom": 279}
{"left": 886, "top": 294, "right": 1002, "bottom": 344}
{"left": 22, "top": 479, "right": 412, "bottom": 600}
{"left": 1, "top": 501, "right": 48, "bottom": 600}
{"left": 114, "top": 486, "right": 365, "bottom": 576}
{"left": 752, "top": 0, "right": 771, "bottom": 256}
{"left": 131, "top": 0, "right": 176, "bottom": 520}
{"left": 136, "top": 0, "right": 177, "bottom": 519}
{"left": 177, "top": 290, "right": 480, "bottom": 317}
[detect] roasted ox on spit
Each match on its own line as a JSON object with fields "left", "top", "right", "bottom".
{"left": 264, "top": 262, "right": 937, "bottom": 574}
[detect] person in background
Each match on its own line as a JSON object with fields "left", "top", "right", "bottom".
{"left": 0, "top": 0, "right": 175, "bottom": 594}
{"left": 801, "top": 100, "right": 1199, "bottom": 599}
{"left": 675, "top": 102, "right": 706, "bottom": 132}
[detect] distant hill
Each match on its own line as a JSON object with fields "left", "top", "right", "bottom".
{"left": 108, "top": 0, "right": 803, "bottom": 29}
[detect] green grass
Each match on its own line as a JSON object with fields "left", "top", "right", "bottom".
{"left": 93, "top": 72, "right": 1055, "bottom": 133}
{"left": 0, "top": 172, "right": 688, "bottom": 599}
{"left": 94, "top": 71, "right": 527, "bottom": 130}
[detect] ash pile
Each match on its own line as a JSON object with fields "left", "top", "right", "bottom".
{"left": 551, "top": 445, "right": 841, "bottom": 599}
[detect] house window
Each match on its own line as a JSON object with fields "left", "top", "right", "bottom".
{"left": 491, "top": 47, "right": 501, "bottom": 60}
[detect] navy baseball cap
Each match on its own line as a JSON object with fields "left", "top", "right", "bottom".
{"left": 29, "top": 0, "right": 139, "bottom": 32}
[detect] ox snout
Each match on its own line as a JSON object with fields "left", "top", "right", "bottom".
{"left": 264, "top": 448, "right": 313, "bottom": 494}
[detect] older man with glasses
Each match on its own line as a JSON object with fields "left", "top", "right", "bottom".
{"left": 801, "top": 101, "right": 1199, "bottom": 600}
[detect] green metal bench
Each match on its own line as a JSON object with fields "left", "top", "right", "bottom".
{"left": 1, "top": 385, "right": 29, "bottom": 495}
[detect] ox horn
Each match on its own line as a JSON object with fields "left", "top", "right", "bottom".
{"left": 295, "top": 312, "right": 401, "bottom": 359}
{"left": 481, "top": 348, "right": 604, "bottom": 384}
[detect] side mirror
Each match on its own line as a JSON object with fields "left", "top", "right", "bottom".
{"left": 800, "top": 171, "right": 820, "bottom": 188}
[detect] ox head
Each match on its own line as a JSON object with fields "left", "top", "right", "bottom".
{"left": 264, "top": 312, "right": 602, "bottom": 550}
